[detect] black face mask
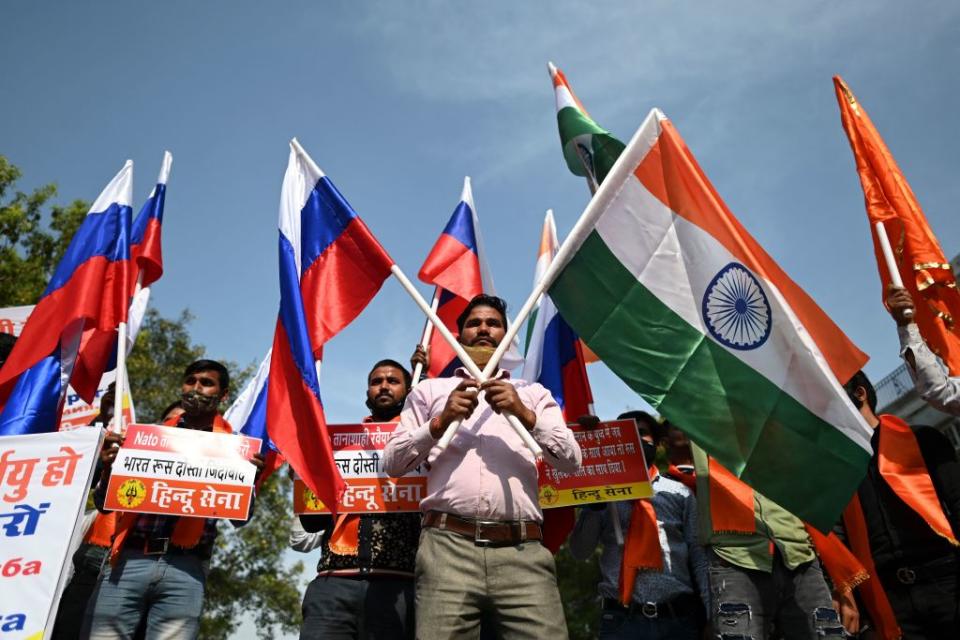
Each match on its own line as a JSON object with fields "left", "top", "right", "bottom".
{"left": 641, "top": 440, "right": 657, "bottom": 467}
{"left": 365, "top": 396, "right": 405, "bottom": 421}
{"left": 181, "top": 390, "right": 220, "bottom": 415}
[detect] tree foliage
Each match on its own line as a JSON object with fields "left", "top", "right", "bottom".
{"left": 556, "top": 543, "right": 601, "bottom": 640}
{"left": 0, "top": 155, "right": 89, "bottom": 305}
{"left": 0, "top": 155, "right": 304, "bottom": 639}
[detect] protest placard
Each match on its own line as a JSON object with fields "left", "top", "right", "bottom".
{"left": 0, "top": 305, "right": 136, "bottom": 431}
{"left": 104, "top": 424, "right": 259, "bottom": 520}
{"left": 538, "top": 419, "right": 651, "bottom": 508}
{"left": 295, "top": 419, "right": 651, "bottom": 514}
{"left": 0, "top": 427, "right": 102, "bottom": 639}
{"left": 294, "top": 423, "right": 427, "bottom": 514}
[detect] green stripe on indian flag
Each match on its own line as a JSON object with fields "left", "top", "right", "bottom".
{"left": 547, "top": 109, "right": 872, "bottom": 529}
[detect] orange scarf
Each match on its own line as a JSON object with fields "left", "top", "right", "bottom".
{"left": 328, "top": 414, "right": 401, "bottom": 556}
{"left": 667, "top": 464, "right": 697, "bottom": 492}
{"left": 708, "top": 457, "right": 868, "bottom": 596}
{"left": 109, "top": 414, "right": 233, "bottom": 565}
{"left": 618, "top": 466, "right": 665, "bottom": 605}
{"left": 837, "top": 413, "right": 959, "bottom": 640}
{"left": 84, "top": 512, "right": 118, "bottom": 547}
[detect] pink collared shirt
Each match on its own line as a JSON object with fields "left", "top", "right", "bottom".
{"left": 383, "top": 369, "right": 582, "bottom": 523}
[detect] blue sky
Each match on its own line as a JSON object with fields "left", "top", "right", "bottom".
{"left": 4, "top": 2, "right": 959, "bottom": 425}
{"left": 3, "top": 0, "right": 959, "bottom": 415}
{"left": 3, "top": 1, "right": 959, "bottom": 637}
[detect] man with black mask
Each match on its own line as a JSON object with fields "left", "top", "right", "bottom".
{"left": 297, "top": 358, "right": 422, "bottom": 640}
{"left": 83, "top": 359, "right": 263, "bottom": 639}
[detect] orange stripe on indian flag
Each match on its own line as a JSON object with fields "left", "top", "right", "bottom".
{"left": 632, "top": 120, "right": 867, "bottom": 384}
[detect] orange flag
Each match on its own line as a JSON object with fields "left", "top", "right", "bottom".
{"left": 834, "top": 75, "right": 960, "bottom": 374}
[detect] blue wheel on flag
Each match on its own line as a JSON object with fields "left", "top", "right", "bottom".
{"left": 702, "top": 262, "right": 772, "bottom": 350}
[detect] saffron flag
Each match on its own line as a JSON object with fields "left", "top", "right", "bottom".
{"left": 0, "top": 161, "right": 133, "bottom": 435}
{"left": 225, "top": 349, "right": 283, "bottom": 484}
{"left": 548, "top": 61, "right": 625, "bottom": 187}
{"left": 546, "top": 109, "right": 873, "bottom": 530}
{"left": 834, "top": 76, "right": 960, "bottom": 374}
{"left": 71, "top": 152, "right": 172, "bottom": 401}
{"left": 267, "top": 140, "right": 394, "bottom": 513}
{"left": 522, "top": 210, "right": 593, "bottom": 421}
{"left": 418, "top": 177, "right": 521, "bottom": 377}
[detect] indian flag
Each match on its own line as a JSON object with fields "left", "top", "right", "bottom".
{"left": 549, "top": 61, "right": 625, "bottom": 186}
{"left": 545, "top": 108, "right": 873, "bottom": 529}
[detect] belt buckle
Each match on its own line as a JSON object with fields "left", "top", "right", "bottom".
{"left": 896, "top": 567, "right": 916, "bottom": 584}
{"left": 143, "top": 537, "right": 169, "bottom": 555}
{"left": 474, "top": 519, "right": 496, "bottom": 547}
{"left": 641, "top": 602, "right": 658, "bottom": 619}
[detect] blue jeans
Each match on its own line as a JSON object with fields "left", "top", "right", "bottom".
{"left": 598, "top": 608, "right": 699, "bottom": 639}
{"left": 82, "top": 551, "right": 207, "bottom": 640}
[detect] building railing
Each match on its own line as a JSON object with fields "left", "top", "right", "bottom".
{"left": 875, "top": 362, "right": 914, "bottom": 411}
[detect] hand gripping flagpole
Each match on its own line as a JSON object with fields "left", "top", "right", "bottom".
{"left": 389, "top": 265, "right": 542, "bottom": 458}
{"left": 875, "top": 221, "right": 914, "bottom": 319}
{"left": 411, "top": 288, "right": 440, "bottom": 388}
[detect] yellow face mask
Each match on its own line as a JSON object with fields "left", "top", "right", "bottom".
{"left": 461, "top": 344, "right": 496, "bottom": 371}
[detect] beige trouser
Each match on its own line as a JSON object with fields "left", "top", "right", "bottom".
{"left": 414, "top": 527, "right": 569, "bottom": 640}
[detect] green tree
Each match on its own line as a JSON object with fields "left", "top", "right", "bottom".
{"left": 0, "top": 155, "right": 89, "bottom": 305}
{"left": 556, "top": 542, "right": 601, "bottom": 640}
{"left": 0, "top": 154, "right": 304, "bottom": 639}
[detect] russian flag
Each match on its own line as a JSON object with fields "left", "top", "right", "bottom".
{"left": 0, "top": 161, "right": 133, "bottom": 435}
{"left": 524, "top": 210, "right": 593, "bottom": 552}
{"left": 521, "top": 210, "right": 593, "bottom": 421}
{"left": 225, "top": 349, "right": 283, "bottom": 485}
{"left": 71, "top": 152, "right": 172, "bottom": 402}
{"left": 418, "top": 177, "right": 521, "bottom": 377}
{"left": 267, "top": 139, "right": 393, "bottom": 513}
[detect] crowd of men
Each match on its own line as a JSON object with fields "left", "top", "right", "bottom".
{"left": 46, "top": 289, "right": 959, "bottom": 639}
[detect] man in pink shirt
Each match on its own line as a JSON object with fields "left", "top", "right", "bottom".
{"left": 384, "top": 294, "right": 582, "bottom": 639}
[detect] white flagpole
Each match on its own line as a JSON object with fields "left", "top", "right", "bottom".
{"left": 112, "top": 270, "right": 143, "bottom": 433}
{"left": 411, "top": 288, "right": 440, "bottom": 388}
{"left": 389, "top": 265, "right": 542, "bottom": 457}
{"left": 875, "top": 221, "right": 914, "bottom": 319}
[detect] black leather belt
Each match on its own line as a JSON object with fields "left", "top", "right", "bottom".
{"left": 124, "top": 534, "right": 212, "bottom": 559}
{"left": 881, "top": 555, "right": 958, "bottom": 586}
{"left": 423, "top": 511, "right": 542, "bottom": 547}
{"left": 602, "top": 594, "right": 702, "bottom": 619}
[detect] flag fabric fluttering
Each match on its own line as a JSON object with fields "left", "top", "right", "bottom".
{"left": 548, "top": 61, "right": 625, "bottom": 187}
{"left": 0, "top": 161, "right": 133, "bottom": 435}
{"left": 225, "top": 349, "right": 283, "bottom": 485}
{"left": 267, "top": 139, "right": 394, "bottom": 513}
{"left": 521, "top": 210, "right": 593, "bottom": 422}
{"left": 834, "top": 76, "right": 960, "bottom": 374}
{"left": 545, "top": 108, "right": 873, "bottom": 530}
{"left": 70, "top": 152, "right": 172, "bottom": 402}
{"left": 418, "top": 177, "right": 522, "bottom": 377}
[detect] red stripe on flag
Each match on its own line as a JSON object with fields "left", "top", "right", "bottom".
{"left": 0, "top": 256, "right": 130, "bottom": 398}
{"left": 418, "top": 234, "right": 482, "bottom": 300}
{"left": 633, "top": 121, "right": 868, "bottom": 383}
{"left": 132, "top": 217, "right": 163, "bottom": 287}
{"left": 301, "top": 218, "right": 393, "bottom": 351}
{"left": 267, "top": 320, "right": 344, "bottom": 514}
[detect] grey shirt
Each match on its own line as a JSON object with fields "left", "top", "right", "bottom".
{"left": 898, "top": 323, "right": 960, "bottom": 416}
{"left": 568, "top": 474, "right": 710, "bottom": 613}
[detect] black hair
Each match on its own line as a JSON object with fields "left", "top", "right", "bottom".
{"left": 184, "top": 359, "right": 230, "bottom": 393}
{"left": 456, "top": 294, "right": 509, "bottom": 334}
{"left": 843, "top": 370, "right": 877, "bottom": 414}
{"left": 617, "top": 410, "right": 668, "bottom": 442}
{"left": 369, "top": 359, "right": 412, "bottom": 389}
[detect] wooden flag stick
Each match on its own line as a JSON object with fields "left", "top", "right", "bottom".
{"left": 875, "top": 221, "right": 914, "bottom": 319}
{"left": 389, "top": 265, "right": 542, "bottom": 457}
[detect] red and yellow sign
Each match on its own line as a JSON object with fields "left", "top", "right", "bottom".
{"left": 105, "top": 424, "right": 260, "bottom": 520}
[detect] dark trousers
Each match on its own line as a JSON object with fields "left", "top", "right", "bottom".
{"left": 882, "top": 567, "right": 959, "bottom": 639}
{"left": 53, "top": 544, "right": 110, "bottom": 640}
{"left": 598, "top": 607, "right": 700, "bottom": 640}
{"left": 708, "top": 551, "right": 845, "bottom": 639}
{"left": 300, "top": 574, "right": 415, "bottom": 640}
